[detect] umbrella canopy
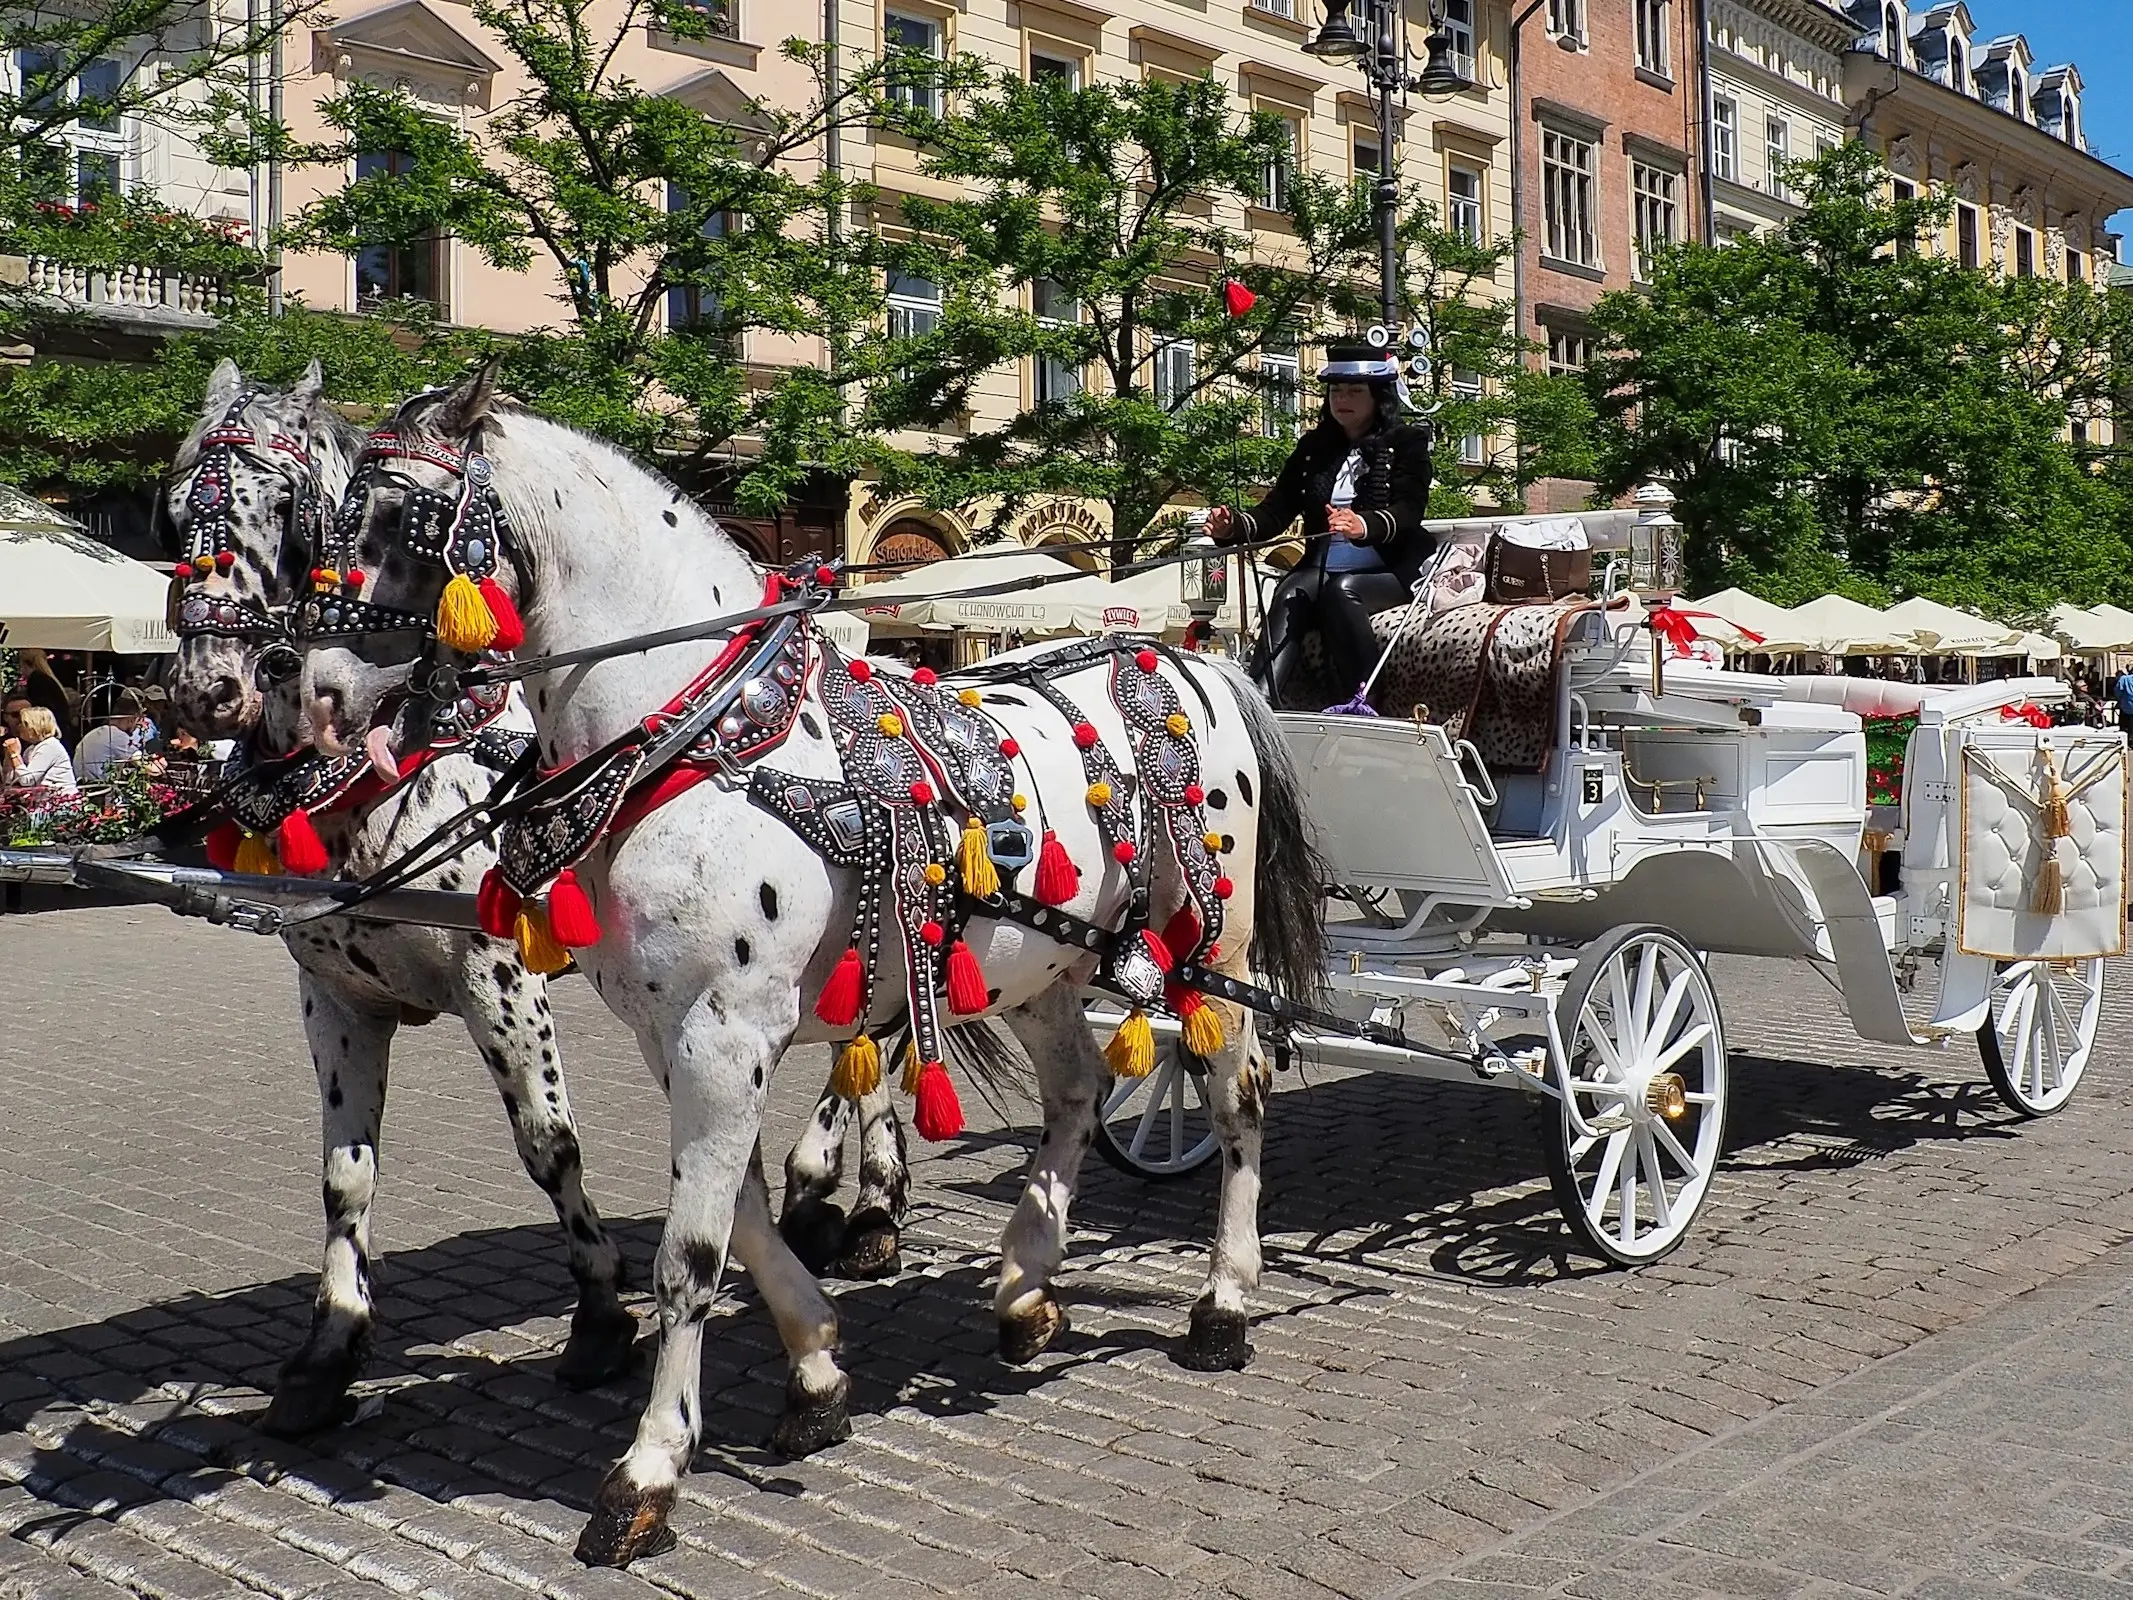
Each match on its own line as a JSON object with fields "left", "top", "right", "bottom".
{"left": 2084, "top": 603, "right": 2133, "bottom": 642}
{"left": 1967, "top": 630, "right": 2064, "bottom": 662}
{"left": 1756, "top": 594, "right": 1915, "bottom": 656}
{"left": 2048, "top": 603, "right": 2133, "bottom": 654}
{"left": 857, "top": 550, "right": 1189, "bottom": 638}
{"left": 1681, "top": 588, "right": 1795, "bottom": 651}
{"left": 0, "top": 487, "right": 175, "bottom": 653}
{"left": 1881, "top": 596, "right": 2020, "bottom": 654}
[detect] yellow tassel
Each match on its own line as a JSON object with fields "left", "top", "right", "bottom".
{"left": 233, "top": 833, "right": 280, "bottom": 876}
{"left": 2041, "top": 748, "right": 2072, "bottom": 841}
{"left": 959, "top": 815, "right": 1000, "bottom": 898}
{"left": 514, "top": 904, "right": 571, "bottom": 974}
{"left": 1105, "top": 1009, "right": 1156, "bottom": 1078}
{"left": 830, "top": 1035, "right": 881, "bottom": 1099}
{"left": 437, "top": 571, "right": 499, "bottom": 653}
{"left": 900, "top": 1037, "right": 924, "bottom": 1095}
{"left": 1182, "top": 1001, "right": 1226, "bottom": 1058}
{"left": 2032, "top": 843, "right": 2066, "bottom": 917}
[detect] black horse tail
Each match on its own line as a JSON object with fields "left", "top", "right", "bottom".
{"left": 1211, "top": 660, "right": 1328, "bottom": 1006}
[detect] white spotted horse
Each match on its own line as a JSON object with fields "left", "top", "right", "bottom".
{"left": 295, "top": 363, "right": 1327, "bottom": 1568}
{"left": 161, "top": 360, "right": 642, "bottom": 1433}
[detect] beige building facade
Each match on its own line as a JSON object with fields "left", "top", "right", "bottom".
{"left": 1703, "top": 0, "right": 1854, "bottom": 241}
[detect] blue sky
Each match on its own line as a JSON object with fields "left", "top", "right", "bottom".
{"left": 1956, "top": 1, "right": 2133, "bottom": 254}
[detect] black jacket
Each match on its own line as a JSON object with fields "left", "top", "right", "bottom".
{"left": 1221, "top": 421, "right": 1436, "bottom": 589}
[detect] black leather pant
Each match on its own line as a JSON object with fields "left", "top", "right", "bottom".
{"left": 1256, "top": 564, "right": 1409, "bottom": 709}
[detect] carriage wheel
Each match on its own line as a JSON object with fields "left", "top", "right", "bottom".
{"left": 1093, "top": 1049, "right": 1220, "bottom": 1181}
{"left": 1543, "top": 926, "right": 1728, "bottom": 1266}
{"left": 1978, "top": 957, "right": 2106, "bottom": 1118}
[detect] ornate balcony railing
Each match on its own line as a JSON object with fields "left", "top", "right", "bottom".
{"left": 9, "top": 253, "right": 236, "bottom": 324}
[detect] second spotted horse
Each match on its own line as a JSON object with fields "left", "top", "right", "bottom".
{"left": 294, "top": 363, "right": 1326, "bottom": 1568}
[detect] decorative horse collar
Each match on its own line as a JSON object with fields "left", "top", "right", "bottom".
{"left": 167, "top": 389, "right": 323, "bottom": 649}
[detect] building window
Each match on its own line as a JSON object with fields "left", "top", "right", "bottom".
{"left": 1631, "top": 161, "right": 1678, "bottom": 280}
{"left": 1033, "top": 278, "right": 1082, "bottom": 405}
{"left": 2064, "top": 102, "right": 2080, "bottom": 148}
{"left": 1246, "top": 0, "right": 1296, "bottom": 15}
{"left": 2073, "top": 416, "right": 2089, "bottom": 447}
{"left": 1711, "top": 95, "right": 1737, "bottom": 182}
{"left": 1882, "top": 3, "right": 1904, "bottom": 63}
{"left": 1890, "top": 177, "right": 1916, "bottom": 256}
{"left": 1546, "top": 328, "right": 1591, "bottom": 375}
{"left": 1028, "top": 49, "right": 1079, "bottom": 86}
{"left": 1451, "top": 367, "right": 1485, "bottom": 465}
{"left": 1814, "top": 133, "right": 1838, "bottom": 159}
{"left": 1541, "top": 127, "right": 1598, "bottom": 267}
{"left": 2067, "top": 247, "right": 2086, "bottom": 285}
{"left": 1441, "top": 0, "right": 1475, "bottom": 81}
{"left": 1152, "top": 338, "right": 1196, "bottom": 411}
{"left": 17, "top": 51, "right": 127, "bottom": 202}
{"left": 1259, "top": 111, "right": 1302, "bottom": 211}
{"left": 354, "top": 150, "right": 446, "bottom": 312}
{"left": 665, "top": 186, "right": 730, "bottom": 335}
{"left": 1634, "top": 0, "right": 1669, "bottom": 76}
{"left": 1546, "top": 0, "right": 1585, "bottom": 45}
{"left": 1764, "top": 115, "right": 1791, "bottom": 202}
{"left": 1261, "top": 344, "right": 1299, "bottom": 437}
{"left": 1352, "top": 129, "right": 1380, "bottom": 192}
{"left": 2014, "top": 226, "right": 2035, "bottom": 277}
{"left": 886, "top": 269, "right": 941, "bottom": 340}
{"left": 885, "top": 12, "right": 943, "bottom": 116}
{"left": 1447, "top": 163, "right": 1483, "bottom": 243}
{"left": 1956, "top": 203, "right": 1980, "bottom": 270}
{"left": 1947, "top": 36, "right": 1966, "bottom": 92}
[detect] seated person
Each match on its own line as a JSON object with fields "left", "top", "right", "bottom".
{"left": 2, "top": 705, "right": 80, "bottom": 794}
{"left": 76, "top": 688, "right": 154, "bottom": 781}
{"left": 1206, "top": 341, "right": 1435, "bottom": 708}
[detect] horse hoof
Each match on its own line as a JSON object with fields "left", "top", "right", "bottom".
{"left": 259, "top": 1362, "right": 362, "bottom": 1438}
{"left": 556, "top": 1302, "right": 640, "bottom": 1390}
{"left": 998, "top": 1292, "right": 1069, "bottom": 1365}
{"left": 834, "top": 1208, "right": 902, "bottom": 1280}
{"left": 1173, "top": 1299, "right": 1252, "bottom": 1372}
{"left": 573, "top": 1472, "right": 676, "bottom": 1568}
{"left": 769, "top": 1372, "right": 852, "bottom": 1459}
{"left": 779, "top": 1197, "right": 848, "bottom": 1277}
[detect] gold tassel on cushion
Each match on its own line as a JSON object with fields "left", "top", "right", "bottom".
{"left": 514, "top": 903, "right": 572, "bottom": 974}
{"left": 959, "top": 815, "right": 1000, "bottom": 898}
{"left": 1105, "top": 1009, "right": 1156, "bottom": 1078}
{"left": 437, "top": 571, "right": 500, "bottom": 653}
{"left": 2032, "top": 748, "right": 2072, "bottom": 917}
{"left": 830, "top": 1034, "right": 881, "bottom": 1098}
{"left": 233, "top": 832, "right": 281, "bottom": 876}
{"left": 900, "top": 1036, "right": 924, "bottom": 1095}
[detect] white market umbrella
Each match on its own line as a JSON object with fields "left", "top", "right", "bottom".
{"left": 1756, "top": 593, "right": 1915, "bottom": 656}
{"left": 1881, "top": 596, "right": 2021, "bottom": 654}
{"left": 2084, "top": 603, "right": 2133, "bottom": 645}
{"left": 1969, "top": 630, "right": 2063, "bottom": 662}
{"left": 2048, "top": 604, "right": 2130, "bottom": 653}
{"left": 1681, "top": 587, "right": 1795, "bottom": 651}
{"left": 858, "top": 550, "right": 1189, "bottom": 638}
{"left": 0, "top": 488, "right": 175, "bottom": 653}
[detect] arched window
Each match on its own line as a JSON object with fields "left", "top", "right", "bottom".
{"left": 1883, "top": 4, "right": 1904, "bottom": 63}
{"left": 2010, "top": 74, "right": 2027, "bottom": 121}
{"left": 1947, "top": 36, "right": 1965, "bottom": 91}
{"left": 2066, "top": 100, "right": 2079, "bottom": 146}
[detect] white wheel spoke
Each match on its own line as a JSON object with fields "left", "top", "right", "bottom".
{"left": 1651, "top": 1116, "right": 1701, "bottom": 1179}
{"left": 1631, "top": 945, "right": 1660, "bottom": 1053}
{"left": 1647, "top": 968, "right": 1693, "bottom": 1055}
{"left": 1652, "top": 1021, "right": 1715, "bottom": 1074}
{"left": 1169, "top": 1055, "right": 1186, "bottom": 1164}
{"left": 1580, "top": 1002, "right": 1627, "bottom": 1077}
{"left": 1587, "top": 1130, "right": 1628, "bottom": 1219}
{"left": 1127, "top": 1066, "right": 1167, "bottom": 1159}
{"left": 1607, "top": 961, "right": 1636, "bottom": 1056}
{"left": 1639, "top": 1131, "right": 1673, "bottom": 1231}
{"left": 1617, "top": 1150, "right": 1639, "bottom": 1246}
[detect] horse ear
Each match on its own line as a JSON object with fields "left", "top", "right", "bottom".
{"left": 203, "top": 358, "right": 243, "bottom": 418}
{"left": 432, "top": 357, "right": 503, "bottom": 440}
{"left": 292, "top": 358, "right": 325, "bottom": 408}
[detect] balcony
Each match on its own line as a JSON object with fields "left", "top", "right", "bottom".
{"left": 4, "top": 252, "right": 237, "bottom": 330}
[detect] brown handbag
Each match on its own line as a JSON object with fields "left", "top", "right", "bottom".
{"left": 1483, "top": 533, "right": 1593, "bottom": 604}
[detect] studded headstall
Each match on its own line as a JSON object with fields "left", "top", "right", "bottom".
{"left": 166, "top": 391, "right": 323, "bottom": 669}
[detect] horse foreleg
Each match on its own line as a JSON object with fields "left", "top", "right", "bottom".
{"left": 836, "top": 1082, "right": 908, "bottom": 1280}
{"left": 779, "top": 1086, "right": 850, "bottom": 1276}
{"left": 994, "top": 982, "right": 1111, "bottom": 1364}
{"left": 263, "top": 975, "right": 394, "bottom": 1438}
{"left": 1176, "top": 1003, "right": 1266, "bottom": 1372}
{"left": 454, "top": 946, "right": 635, "bottom": 1389}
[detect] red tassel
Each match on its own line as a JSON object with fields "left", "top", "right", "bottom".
{"left": 1035, "top": 829, "right": 1079, "bottom": 906}
{"left": 477, "top": 577, "right": 524, "bottom": 651}
{"left": 1161, "top": 906, "right": 1202, "bottom": 964}
{"left": 815, "top": 946, "right": 865, "bottom": 1026}
{"left": 946, "top": 940, "right": 988, "bottom": 1015}
{"left": 204, "top": 821, "right": 242, "bottom": 872}
{"left": 276, "top": 808, "right": 330, "bottom": 877}
{"left": 1142, "top": 927, "right": 1174, "bottom": 973}
{"left": 1222, "top": 278, "right": 1257, "bottom": 317}
{"left": 913, "top": 1060, "right": 964, "bottom": 1142}
{"left": 476, "top": 866, "right": 520, "bottom": 939}
{"left": 546, "top": 867, "right": 602, "bottom": 948}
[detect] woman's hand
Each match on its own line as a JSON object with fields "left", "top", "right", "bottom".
{"left": 1204, "top": 505, "right": 1234, "bottom": 541}
{"left": 1326, "top": 506, "right": 1368, "bottom": 541}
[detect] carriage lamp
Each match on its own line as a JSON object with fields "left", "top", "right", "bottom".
{"left": 1181, "top": 534, "right": 1228, "bottom": 630}
{"left": 1630, "top": 483, "right": 1682, "bottom": 594}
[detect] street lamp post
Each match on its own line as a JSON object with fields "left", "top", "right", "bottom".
{"left": 1305, "top": 1, "right": 1465, "bottom": 331}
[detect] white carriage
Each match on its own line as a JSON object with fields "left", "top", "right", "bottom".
{"left": 1094, "top": 555, "right": 2128, "bottom": 1264}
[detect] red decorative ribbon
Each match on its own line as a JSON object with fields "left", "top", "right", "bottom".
{"left": 2000, "top": 702, "right": 2052, "bottom": 729}
{"left": 1650, "top": 606, "right": 1763, "bottom": 658}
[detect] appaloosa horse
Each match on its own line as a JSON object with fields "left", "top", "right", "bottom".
{"left": 296, "top": 364, "right": 1325, "bottom": 1568}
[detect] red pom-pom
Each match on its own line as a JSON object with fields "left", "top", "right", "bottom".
{"left": 1113, "top": 840, "right": 1137, "bottom": 865}
{"left": 999, "top": 737, "right": 1019, "bottom": 758}
{"left": 913, "top": 1060, "right": 964, "bottom": 1142}
{"left": 204, "top": 820, "right": 242, "bottom": 871}
{"left": 920, "top": 920, "right": 944, "bottom": 947}
{"left": 309, "top": 567, "right": 325, "bottom": 583}
{"left": 1142, "top": 927, "right": 1174, "bottom": 973}
{"left": 546, "top": 867, "right": 603, "bottom": 948}
{"left": 1035, "top": 830, "right": 1079, "bottom": 906}
{"left": 215, "top": 550, "right": 235, "bottom": 570}
{"left": 1135, "top": 649, "right": 1158, "bottom": 672}
{"left": 815, "top": 564, "right": 837, "bottom": 584}
{"left": 174, "top": 561, "right": 195, "bottom": 580}
{"left": 909, "top": 781, "right": 934, "bottom": 805}
{"left": 814, "top": 946, "right": 865, "bottom": 1026}
{"left": 1213, "top": 876, "right": 1234, "bottom": 899}
{"left": 476, "top": 865, "right": 520, "bottom": 938}
{"left": 946, "top": 940, "right": 988, "bottom": 1015}
{"left": 1073, "top": 722, "right": 1099, "bottom": 749}
{"left": 848, "top": 659, "right": 873, "bottom": 681}
{"left": 276, "top": 808, "right": 330, "bottom": 877}
{"left": 344, "top": 568, "right": 365, "bottom": 589}
{"left": 478, "top": 577, "right": 524, "bottom": 651}
{"left": 1185, "top": 783, "right": 1205, "bottom": 805}
{"left": 913, "top": 667, "right": 937, "bottom": 686}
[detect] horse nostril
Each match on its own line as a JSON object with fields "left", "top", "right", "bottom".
{"left": 212, "top": 676, "right": 244, "bottom": 709}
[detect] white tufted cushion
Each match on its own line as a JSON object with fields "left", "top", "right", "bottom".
{"left": 1958, "top": 736, "right": 2127, "bottom": 960}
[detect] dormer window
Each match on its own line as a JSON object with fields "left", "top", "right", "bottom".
{"left": 2065, "top": 100, "right": 2079, "bottom": 145}
{"left": 1946, "top": 36, "right": 1965, "bottom": 91}
{"left": 2009, "top": 72, "right": 2026, "bottom": 121}
{"left": 1883, "top": 4, "right": 1905, "bottom": 64}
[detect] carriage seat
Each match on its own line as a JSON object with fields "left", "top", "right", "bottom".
{"left": 1767, "top": 676, "right": 1951, "bottom": 719}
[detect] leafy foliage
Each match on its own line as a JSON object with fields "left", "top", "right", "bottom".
{"left": 0, "top": 757, "right": 183, "bottom": 846}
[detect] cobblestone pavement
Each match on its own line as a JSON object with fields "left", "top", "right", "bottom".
{"left": 3, "top": 906, "right": 2133, "bottom": 1600}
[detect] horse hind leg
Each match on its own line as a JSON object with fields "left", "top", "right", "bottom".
{"left": 456, "top": 948, "right": 636, "bottom": 1389}
{"left": 836, "top": 1082, "right": 907, "bottom": 1279}
{"left": 1175, "top": 1002, "right": 1266, "bottom": 1373}
{"left": 779, "top": 1085, "right": 850, "bottom": 1275}
{"left": 262, "top": 976, "right": 394, "bottom": 1438}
